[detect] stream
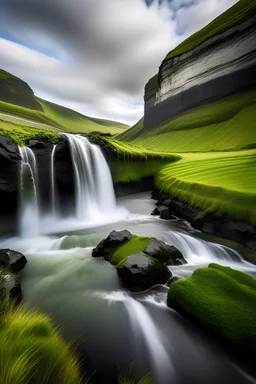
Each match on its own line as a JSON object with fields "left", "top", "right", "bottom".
{"left": 1, "top": 193, "right": 256, "bottom": 384}
{"left": 0, "top": 135, "right": 256, "bottom": 383}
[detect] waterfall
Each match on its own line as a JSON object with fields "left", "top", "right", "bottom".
{"left": 18, "top": 146, "right": 40, "bottom": 238}
{"left": 62, "top": 133, "right": 116, "bottom": 220}
{"left": 50, "top": 144, "right": 58, "bottom": 216}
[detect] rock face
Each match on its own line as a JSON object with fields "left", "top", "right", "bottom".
{"left": 0, "top": 136, "right": 20, "bottom": 234}
{"left": 0, "top": 69, "right": 43, "bottom": 111}
{"left": 144, "top": 13, "right": 256, "bottom": 129}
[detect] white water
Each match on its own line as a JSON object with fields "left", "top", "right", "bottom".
{"left": 18, "top": 146, "right": 40, "bottom": 238}
{"left": 62, "top": 133, "right": 116, "bottom": 220}
{"left": 50, "top": 144, "right": 58, "bottom": 217}
{"left": 96, "top": 291, "right": 173, "bottom": 382}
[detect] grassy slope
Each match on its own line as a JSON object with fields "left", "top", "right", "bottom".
{"left": 0, "top": 69, "right": 128, "bottom": 144}
{"left": 155, "top": 150, "right": 256, "bottom": 224}
{"left": 118, "top": 88, "right": 256, "bottom": 152}
{"left": 167, "top": 263, "right": 256, "bottom": 357}
{"left": 164, "top": 0, "right": 256, "bottom": 62}
{"left": 38, "top": 98, "right": 128, "bottom": 135}
{"left": 96, "top": 135, "right": 180, "bottom": 184}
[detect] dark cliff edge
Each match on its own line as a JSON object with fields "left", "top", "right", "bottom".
{"left": 144, "top": 14, "right": 256, "bottom": 129}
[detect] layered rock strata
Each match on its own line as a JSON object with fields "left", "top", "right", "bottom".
{"left": 144, "top": 14, "right": 256, "bottom": 129}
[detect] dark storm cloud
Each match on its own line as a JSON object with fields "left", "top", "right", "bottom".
{"left": 0, "top": 0, "right": 237, "bottom": 124}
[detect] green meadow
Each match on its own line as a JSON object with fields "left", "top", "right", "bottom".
{"left": 155, "top": 150, "right": 256, "bottom": 224}
{"left": 118, "top": 88, "right": 256, "bottom": 152}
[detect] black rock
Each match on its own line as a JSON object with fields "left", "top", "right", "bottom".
{"left": 144, "top": 238, "right": 186, "bottom": 265}
{"left": 151, "top": 207, "right": 160, "bottom": 216}
{"left": 92, "top": 230, "right": 132, "bottom": 261}
{"left": 0, "top": 249, "right": 27, "bottom": 273}
{"left": 117, "top": 252, "right": 171, "bottom": 292}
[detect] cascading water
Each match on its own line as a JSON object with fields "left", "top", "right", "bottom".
{"left": 50, "top": 144, "right": 58, "bottom": 217}
{"left": 62, "top": 133, "right": 116, "bottom": 220}
{"left": 18, "top": 146, "right": 40, "bottom": 238}
{"left": 96, "top": 291, "right": 173, "bottom": 382}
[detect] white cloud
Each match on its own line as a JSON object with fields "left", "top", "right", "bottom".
{"left": 0, "top": 0, "right": 237, "bottom": 125}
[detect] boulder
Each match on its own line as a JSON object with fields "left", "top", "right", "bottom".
{"left": 92, "top": 230, "right": 132, "bottom": 261}
{"left": 144, "top": 238, "right": 186, "bottom": 265}
{"left": 0, "top": 249, "right": 27, "bottom": 273}
{"left": 151, "top": 205, "right": 174, "bottom": 219}
{"left": 117, "top": 252, "right": 171, "bottom": 292}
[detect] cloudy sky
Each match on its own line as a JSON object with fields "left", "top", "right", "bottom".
{"left": 0, "top": 0, "right": 237, "bottom": 125}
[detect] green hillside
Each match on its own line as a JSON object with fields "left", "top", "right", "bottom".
{"left": 118, "top": 88, "right": 256, "bottom": 152}
{"left": 155, "top": 150, "right": 256, "bottom": 224}
{"left": 0, "top": 69, "right": 128, "bottom": 144}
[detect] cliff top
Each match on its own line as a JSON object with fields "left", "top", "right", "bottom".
{"left": 164, "top": 0, "right": 256, "bottom": 62}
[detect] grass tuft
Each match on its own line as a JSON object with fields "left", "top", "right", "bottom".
{"left": 0, "top": 304, "right": 84, "bottom": 384}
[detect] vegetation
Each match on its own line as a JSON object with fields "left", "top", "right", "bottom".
{"left": 167, "top": 263, "right": 256, "bottom": 359}
{"left": 119, "top": 88, "right": 256, "bottom": 152}
{"left": 155, "top": 150, "right": 256, "bottom": 224}
{"left": 164, "top": 0, "right": 256, "bottom": 62}
{"left": 97, "top": 135, "right": 180, "bottom": 184}
{"left": 111, "top": 235, "right": 151, "bottom": 266}
{"left": 0, "top": 120, "right": 61, "bottom": 145}
{"left": 95, "top": 135, "right": 179, "bottom": 161}
{"left": 0, "top": 303, "right": 83, "bottom": 384}
{"left": 38, "top": 98, "right": 128, "bottom": 135}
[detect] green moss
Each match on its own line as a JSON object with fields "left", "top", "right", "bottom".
{"left": 111, "top": 235, "right": 151, "bottom": 266}
{"left": 0, "top": 305, "right": 83, "bottom": 384}
{"left": 120, "top": 88, "right": 256, "bottom": 152}
{"left": 0, "top": 120, "right": 61, "bottom": 145}
{"left": 167, "top": 264, "right": 256, "bottom": 357}
{"left": 164, "top": 0, "right": 256, "bottom": 62}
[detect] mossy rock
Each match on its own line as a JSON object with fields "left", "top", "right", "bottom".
{"left": 117, "top": 252, "right": 171, "bottom": 292}
{"left": 92, "top": 231, "right": 184, "bottom": 291}
{"left": 167, "top": 263, "right": 256, "bottom": 362}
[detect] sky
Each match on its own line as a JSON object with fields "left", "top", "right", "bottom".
{"left": 0, "top": 0, "right": 237, "bottom": 126}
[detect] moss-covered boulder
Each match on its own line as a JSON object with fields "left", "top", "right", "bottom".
{"left": 92, "top": 230, "right": 132, "bottom": 261}
{"left": 167, "top": 264, "right": 256, "bottom": 362}
{"left": 92, "top": 230, "right": 185, "bottom": 291}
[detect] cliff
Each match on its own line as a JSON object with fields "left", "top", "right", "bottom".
{"left": 144, "top": 0, "right": 256, "bottom": 130}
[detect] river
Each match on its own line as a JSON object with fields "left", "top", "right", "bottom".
{"left": 1, "top": 192, "right": 256, "bottom": 384}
